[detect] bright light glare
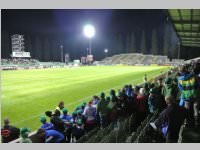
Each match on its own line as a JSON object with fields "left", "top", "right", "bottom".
{"left": 83, "top": 25, "right": 95, "bottom": 38}
{"left": 104, "top": 49, "right": 108, "bottom": 53}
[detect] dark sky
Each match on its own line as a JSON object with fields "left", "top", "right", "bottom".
{"left": 2, "top": 9, "right": 182, "bottom": 61}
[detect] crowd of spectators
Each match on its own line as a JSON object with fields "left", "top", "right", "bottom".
{"left": 1, "top": 60, "right": 200, "bottom": 143}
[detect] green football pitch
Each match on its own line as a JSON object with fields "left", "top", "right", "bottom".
{"left": 1, "top": 65, "right": 170, "bottom": 131}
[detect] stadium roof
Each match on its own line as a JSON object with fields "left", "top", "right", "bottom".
{"left": 168, "top": 9, "right": 200, "bottom": 47}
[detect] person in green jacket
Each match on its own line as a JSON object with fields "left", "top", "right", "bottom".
{"left": 97, "top": 92, "right": 109, "bottom": 129}
{"left": 162, "top": 78, "right": 178, "bottom": 100}
{"left": 19, "top": 127, "right": 32, "bottom": 143}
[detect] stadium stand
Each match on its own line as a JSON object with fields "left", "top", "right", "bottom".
{"left": 99, "top": 53, "right": 170, "bottom": 66}
{"left": 1, "top": 59, "right": 66, "bottom": 70}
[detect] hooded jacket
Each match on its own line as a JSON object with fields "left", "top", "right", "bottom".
{"left": 178, "top": 73, "right": 198, "bottom": 106}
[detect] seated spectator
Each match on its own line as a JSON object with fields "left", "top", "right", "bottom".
{"left": 83, "top": 101, "right": 96, "bottom": 132}
{"left": 19, "top": 127, "right": 32, "bottom": 143}
{"left": 60, "top": 108, "right": 73, "bottom": 123}
{"left": 40, "top": 116, "right": 54, "bottom": 130}
{"left": 1, "top": 118, "right": 20, "bottom": 143}
{"left": 60, "top": 108, "right": 74, "bottom": 143}
{"left": 150, "top": 95, "right": 186, "bottom": 143}
{"left": 71, "top": 119, "right": 85, "bottom": 142}
{"left": 46, "top": 110, "right": 65, "bottom": 134}
{"left": 36, "top": 128, "right": 65, "bottom": 143}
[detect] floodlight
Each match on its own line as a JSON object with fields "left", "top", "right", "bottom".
{"left": 83, "top": 24, "right": 95, "bottom": 38}
{"left": 104, "top": 49, "right": 108, "bottom": 53}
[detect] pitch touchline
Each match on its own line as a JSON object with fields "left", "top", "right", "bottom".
{"left": 11, "top": 69, "right": 167, "bottom": 126}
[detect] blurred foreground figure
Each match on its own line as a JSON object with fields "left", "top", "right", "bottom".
{"left": 150, "top": 95, "right": 186, "bottom": 143}
{"left": 1, "top": 118, "right": 20, "bottom": 143}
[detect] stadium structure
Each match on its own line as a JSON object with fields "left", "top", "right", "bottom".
{"left": 1, "top": 9, "right": 200, "bottom": 143}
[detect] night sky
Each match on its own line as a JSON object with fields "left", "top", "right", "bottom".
{"left": 2, "top": 9, "right": 186, "bottom": 61}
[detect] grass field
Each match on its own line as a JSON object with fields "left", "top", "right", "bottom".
{"left": 1, "top": 66, "right": 170, "bottom": 131}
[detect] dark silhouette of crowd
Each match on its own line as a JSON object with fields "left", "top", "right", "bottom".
{"left": 1, "top": 60, "right": 200, "bottom": 143}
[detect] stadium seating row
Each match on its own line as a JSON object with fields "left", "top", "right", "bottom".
{"left": 99, "top": 53, "right": 170, "bottom": 65}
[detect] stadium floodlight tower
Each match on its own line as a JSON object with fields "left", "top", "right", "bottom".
{"left": 104, "top": 49, "right": 108, "bottom": 58}
{"left": 83, "top": 24, "right": 95, "bottom": 55}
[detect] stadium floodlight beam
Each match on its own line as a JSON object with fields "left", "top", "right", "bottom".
{"left": 83, "top": 24, "right": 95, "bottom": 55}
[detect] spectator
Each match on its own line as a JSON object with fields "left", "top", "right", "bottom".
{"left": 19, "top": 127, "right": 32, "bottom": 143}
{"left": 97, "top": 92, "right": 109, "bottom": 129}
{"left": 1, "top": 118, "right": 20, "bottom": 143}
{"left": 148, "top": 88, "right": 160, "bottom": 113}
{"left": 162, "top": 78, "right": 178, "bottom": 99}
{"left": 156, "top": 78, "right": 167, "bottom": 111}
{"left": 135, "top": 88, "right": 148, "bottom": 122}
{"left": 60, "top": 108, "right": 73, "bottom": 142}
{"left": 71, "top": 119, "right": 85, "bottom": 142}
{"left": 150, "top": 95, "right": 186, "bottom": 143}
{"left": 92, "top": 95, "right": 100, "bottom": 106}
{"left": 60, "top": 108, "right": 73, "bottom": 123}
{"left": 36, "top": 128, "right": 65, "bottom": 143}
{"left": 40, "top": 116, "right": 54, "bottom": 130}
{"left": 56, "top": 101, "right": 65, "bottom": 114}
{"left": 83, "top": 101, "right": 96, "bottom": 132}
{"left": 178, "top": 65, "right": 199, "bottom": 127}
{"left": 107, "top": 90, "right": 119, "bottom": 129}
{"left": 47, "top": 110, "right": 65, "bottom": 134}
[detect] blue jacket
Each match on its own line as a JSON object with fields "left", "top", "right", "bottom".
{"left": 45, "top": 130, "right": 64, "bottom": 143}
{"left": 41, "top": 123, "right": 54, "bottom": 131}
{"left": 60, "top": 114, "right": 73, "bottom": 122}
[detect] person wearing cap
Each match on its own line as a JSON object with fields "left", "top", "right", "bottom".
{"left": 1, "top": 118, "right": 20, "bottom": 143}
{"left": 149, "top": 95, "right": 186, "bottom": 143}
{"left": 97, "top": 92, "right": 110, "bottom": 129}
{"left": 19, "top": 127, "right": 32, "bottom": 143}
{"left": 71, "top": 119, "right": 85, "bottom": 142}
{"left": 36, "top": 128, "right": 65, "bottom": 143}
{"left": 148, "top": 87, "right": 160, "bottom": 113}
{"left": 60, "top": 108, "right": 74, "bottom": 143}
{"left": 60, "top": 108, "right": 73, "bottom": 123}
{"left": 40, "top": 116, "right": 54, "bottom": 131}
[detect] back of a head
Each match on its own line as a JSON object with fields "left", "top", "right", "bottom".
{"left": 4, "top": 118, "right": 10, "bottom": 126}
{"left": 36, "top": 128, "right": 46, "bottom": 139}
{"left": 58, "top": 101, "right": 64, "bottom": 109}
{"left": 45, "top": 111, "right": 52, "bottom": 118}
{"left": 180, "top": 65, "right": 187, "bottom": 74}
{"left": 139, "top": 88, "right": 145, "bottom": 95}
{"left": 100, "top": 92, "right": 105, "bottom": 99}
{"left": 165, "top": 95, "right": 175, "bottom": 105}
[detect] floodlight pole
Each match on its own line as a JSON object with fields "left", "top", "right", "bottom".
{"left": 89, "top": 38, "right": 92, "bottom": 55}
{"left": 60, "top": 45, "right": 64, "bottom": 63}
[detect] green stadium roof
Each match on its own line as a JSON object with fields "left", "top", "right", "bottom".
{"left": 168, "top": 9, "right": 200, "bottom": 47}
